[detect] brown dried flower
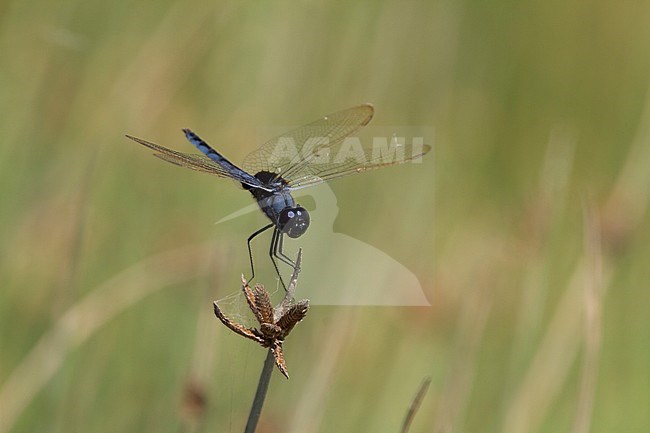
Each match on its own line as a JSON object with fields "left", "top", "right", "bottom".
{"left": 213, "top": 262, "right": 309, "bottom": 379}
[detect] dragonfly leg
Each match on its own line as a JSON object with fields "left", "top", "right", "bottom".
{"left": 275, "top": 232, "right": 296, "bottom": 267}
{"left": 268, "top": 228, "right": 289, "bottom": 291}
{"left": 247, "top": 223, "right": 274, "bottom": 283}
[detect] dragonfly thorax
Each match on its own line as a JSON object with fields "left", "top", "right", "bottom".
{"left": 252, "top": 170, "right": 287, "bottom": 188}
{"left": 243, "top": 172, "right": 309, "bottom": 238}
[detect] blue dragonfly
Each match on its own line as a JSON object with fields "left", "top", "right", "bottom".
{"left": 126, "top": 104, "right": 430, "bottom": 289}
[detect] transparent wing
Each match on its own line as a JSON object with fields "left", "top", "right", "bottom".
{"left": 126, "top": 134, "right": 269, "bottom": 190}
{"left": 285, "top": 139, "right": 431, "bottom": 190}
{"left": 242, "top": 104, "right": 375, "bottom": 182}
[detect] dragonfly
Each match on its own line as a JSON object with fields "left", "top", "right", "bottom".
{"left": 126, "top": 103, "right": 430, "bottom": 289}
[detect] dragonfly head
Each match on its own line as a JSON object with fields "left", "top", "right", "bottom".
{"left": 279, "top": 206, "right": 310, "bottom": 238}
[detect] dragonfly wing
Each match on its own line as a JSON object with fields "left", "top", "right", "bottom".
{"left": 126, "top": 134, "right": 268, "bottom": 190}
{"left": 242, "top": 104, "right": 375, "bottom": 181}
{"left": 285, "top": 140, "right": 431, "bottom": 190}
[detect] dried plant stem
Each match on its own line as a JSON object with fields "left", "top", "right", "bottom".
{"left": 239, "top": 249, "right": 304, "bottom": 433}
{"left": 400, "top": 377, "right": 431, "bottom": 433}
{"left": 244, "top": 350, "right": 275, "bottom": 433}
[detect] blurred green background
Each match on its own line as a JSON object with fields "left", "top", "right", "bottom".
{"left": 1, "top": 1, "right": 649, "bottom": 432}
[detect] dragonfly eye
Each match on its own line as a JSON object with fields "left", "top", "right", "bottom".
{"left": 279, "top": 206, "right": 310, "bottom": 238}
